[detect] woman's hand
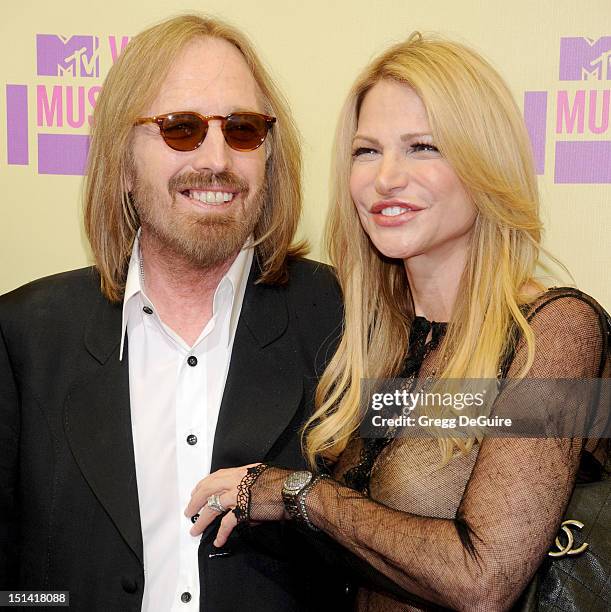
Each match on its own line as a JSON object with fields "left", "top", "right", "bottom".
{"left": 184, "top": 464, "right": 260, "bottom": 547}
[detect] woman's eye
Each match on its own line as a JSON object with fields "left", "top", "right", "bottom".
{"left": 352, "top": 147, "right": 378, "bottom": 158}
{"left": 412, "top": 142, "right": 439, "bottom": 153}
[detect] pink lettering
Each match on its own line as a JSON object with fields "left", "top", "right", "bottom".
{"left": 108, "top": 36, "right": 130, "bottom": 63}
{"left": 66, "top": 86, "right": 85, "bottom": 128}
{"left": 556, "top": 90, "right": 585, "bottom": 134}
{"left": 88, "top": 86, "right": 102, "bottom": 127}
{"left": 588, "top": 90, "right": 610, "bottom": 134}
{"left": 37, "top": 85, "right": 63, "bottom": 128}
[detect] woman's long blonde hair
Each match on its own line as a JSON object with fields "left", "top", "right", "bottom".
{"left": 305, "top": 33, "right": 546, "bottom": 467}
{"left": 84, "top": 14, "right": 306, "bottom": 303}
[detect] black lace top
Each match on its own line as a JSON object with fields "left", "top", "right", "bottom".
{"left": 245, "top": 289, "right": 610, "bottom": 611}
{"left": 343, "top": 317, "right": 448, "bottom": 496}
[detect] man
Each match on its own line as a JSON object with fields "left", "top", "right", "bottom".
{"left": 0, "top": 14, "right": 349, "bottom": 611}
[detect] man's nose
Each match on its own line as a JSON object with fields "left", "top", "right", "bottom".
{"left": 190, "top": 121, "right": 231, "bottom": 174}
{"left": 375, "top": 153, "right": 410, "bottom": 195}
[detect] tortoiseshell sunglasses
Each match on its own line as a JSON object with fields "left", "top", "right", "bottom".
{"left": 134, "top": 111, "right": 276, "bottom": 152}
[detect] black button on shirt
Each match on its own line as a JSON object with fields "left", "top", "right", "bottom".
{"left": 121, "top": 577, "right": 138, "bottom": 593}
{"left": 142, "top": 306, "right": 153, "bottom": 315}
{"left": 187, "top": 434, "right": 197, "bottom": 446}
{"left": 181, "top": 592, "right": 192, "bottom": 603}
{"left": 187, "top": 356, "right": 198, "bottom": 367}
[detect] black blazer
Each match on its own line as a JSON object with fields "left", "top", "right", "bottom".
{"left": 0, "top": 258, "right": 351, "bottom": 611}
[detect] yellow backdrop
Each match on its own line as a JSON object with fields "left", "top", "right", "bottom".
{"left": 1, "top": 0, "right": 610, "bottom": 310}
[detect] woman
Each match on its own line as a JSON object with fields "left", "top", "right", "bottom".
{"left": 185, "top": 33, "right": 610, "bottom": 610}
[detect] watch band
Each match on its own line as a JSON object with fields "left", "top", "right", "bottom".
{"left": 282, "top": 471, "right": 311, "bottom": 525}
{"left": 283, "top": 473, "right": 330, "bottom": 531}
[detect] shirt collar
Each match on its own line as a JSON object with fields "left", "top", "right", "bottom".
{"left": 119, "top": 232, "right": 254, "bottom": 360}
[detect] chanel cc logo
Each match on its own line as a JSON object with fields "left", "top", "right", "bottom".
{"left": 548, "top": 519, "right": 589, "bottom": 558}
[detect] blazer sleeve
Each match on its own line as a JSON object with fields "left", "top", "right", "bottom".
{"left": 0, "top": 322, "right": 20, "bottom": 588}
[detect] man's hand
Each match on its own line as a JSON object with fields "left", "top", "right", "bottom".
{"left": 184, "top": 464, "right": 260, "bottom": 547}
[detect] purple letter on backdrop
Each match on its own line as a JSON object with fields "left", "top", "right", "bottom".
{"left": 36, "top": 34, "right": 100, "bottom": 78}
{"left": 555, "top": 141, "right": 611, "bottom": 183}
{"left": 38, "top": 134, "right": 90, "bottom": 175}
{"left": 6, "top": 85, "right": 29, "bottom": 165}
{"left": 559, "top": 37, "right": 611, "bottom": 81}
{"left": 523, "top": 91, "right": 548, "bottom": 174}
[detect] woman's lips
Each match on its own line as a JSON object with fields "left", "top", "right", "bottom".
{"left": 369, "top": 200, "right": 424, "bottom": 226}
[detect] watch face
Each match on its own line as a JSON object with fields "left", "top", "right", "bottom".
{"left": 284, "top": 471, "right": 313, "bottom": 493}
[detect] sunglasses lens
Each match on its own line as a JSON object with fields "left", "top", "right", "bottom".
{"left": 160, "top": 113, "right": 206, "bottom": 151}
{"left": 224, "top": 113, "right": 269, "bottom": 151}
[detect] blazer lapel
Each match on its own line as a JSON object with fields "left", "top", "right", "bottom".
{"left": 211, "top": 269, "right": 303, "bottom": 471}
{"left": 64, "top": 296, "right": 143, "bottom": 564}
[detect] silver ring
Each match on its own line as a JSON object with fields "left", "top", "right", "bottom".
{"left": 207, "top": 493, "right": 226, "bottom": 513}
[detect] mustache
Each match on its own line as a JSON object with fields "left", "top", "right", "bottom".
{"left": 169, "top": 171, "right": 249, "bottom": 194}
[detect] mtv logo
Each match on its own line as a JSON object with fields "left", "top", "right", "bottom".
{"left": 36, "top": 34, "right": 100, "bottom": 78}
{"left": 559, "top": 36, "right": 611, "bottom": 81}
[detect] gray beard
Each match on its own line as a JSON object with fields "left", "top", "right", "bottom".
{"left": 131, "top": 172, "right": 266, "bottom": 270}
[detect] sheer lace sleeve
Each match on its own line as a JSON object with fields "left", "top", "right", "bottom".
{"left": 246, "top": 291, "right": 609, "bottom": 611}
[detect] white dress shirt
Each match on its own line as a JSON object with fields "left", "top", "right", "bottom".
{"left": 120, "top": 235, "right": 253, "bottom": 612}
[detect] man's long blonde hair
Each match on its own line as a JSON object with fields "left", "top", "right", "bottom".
{"left": 84, "top": 14, "right": 306, "bottom": 302}
{"left": 305, "top": 33, "right": 545, "bottom": 467}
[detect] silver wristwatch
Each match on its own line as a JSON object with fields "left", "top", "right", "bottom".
{"left": 282, "top": 470, "right": 318, "bottom": 529}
